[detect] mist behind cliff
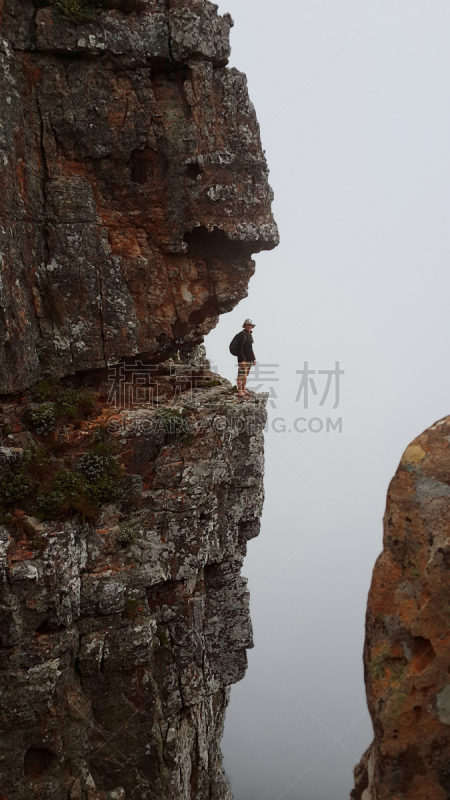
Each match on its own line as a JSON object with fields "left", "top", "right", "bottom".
{"left": 206, "top": 1, "right": 450, "bottom": 797}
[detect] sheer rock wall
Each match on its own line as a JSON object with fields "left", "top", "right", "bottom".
{"left": 0, "top": 0, "right": 278, "bottom": 394}
{"left": 0, "top": 377, "right": 267, "bottom": 799}
{"left": 352, "top": 417, "right": 450, "bottom": 800}
{"left": 0, "top": 2, "right": 277, "bottom": 798}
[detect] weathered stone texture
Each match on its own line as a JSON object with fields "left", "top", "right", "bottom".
{"left": 0, "top": 2, "right": 277, "bottom": 797}
{"left": 0, "top": 380, "right": 267, "bottom": 799}
{"left": 352, "top": 417, "right": 450, "bottom": 800}
{"left": 0, "top": 0, "right": 278, "bottom": 394}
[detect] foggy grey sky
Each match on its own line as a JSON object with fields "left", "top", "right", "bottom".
{"left": 204, "top": 2, "right": 450, "bottom": 798}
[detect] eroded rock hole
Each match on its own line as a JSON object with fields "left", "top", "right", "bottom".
{"left": 35, "top": 621, "right": 52, "bottom": 634}
{"left": 186, "top": 163, "right": 201, "bottom": 180}
{"left": 184, "top": 226, "right": 253, "bottom": 260}
{"left": 437, "top": 546, "right": 450, "bottom": 569}
{"left": 23, "top": 747, "right": 55, "bottom": 777}
{"left": 35, "top": 621, "right": 65, "bottom": 634}
{"left": 129, "top": 147, "right": 167, "bottom": 186}
{"left": 410, "top": 637, "right": 436, "bottom": 674}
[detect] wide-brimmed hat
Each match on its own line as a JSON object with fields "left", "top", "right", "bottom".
{"left": 243, "top": 319, "right": 255, "bottom": 327}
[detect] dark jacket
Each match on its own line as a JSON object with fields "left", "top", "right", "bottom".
{"left": 235, "top": 330, "right": 255, "bottom": 363}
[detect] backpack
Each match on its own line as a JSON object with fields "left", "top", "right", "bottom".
{"left": 229, "top": 333, "right": 240, "bottom": 356}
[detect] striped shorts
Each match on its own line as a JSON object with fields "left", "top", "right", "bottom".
{"left": 237, "top": 362, "right": 252, "bottom": 377}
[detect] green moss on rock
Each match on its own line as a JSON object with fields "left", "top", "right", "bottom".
{"left": 155, "top": 407, "right": 191, "bottom": 438}
{"left": 53, "top": 0, "right": 101, "bottom": 23}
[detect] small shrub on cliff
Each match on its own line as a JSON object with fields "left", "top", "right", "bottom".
{"left": 53, "top": 0, "right": 101, "bottom": 23}
{"left": 57, "top": 388, "right": 96, "bottom": 420}
{"left": 91, "top": 426, "right": 111, "bottom": 444}
{"left": 32, "top": 452, "right": 118, "bottom": 523}
{"left": 27, "top": 384, "right": 96, "bottom": 430}
{"left": 0, "top": 445, "right": 58, "bottom": 517}
{"left": 0, "top": 433, "right": 127, "bottom": 523}
{"left": 34, "top": 489, "right": 66, "bottom": 519}
{"left": 0, "top": 445, "right": 54, "bottom": 514}
{"left": 56, "top": 388, "right": 81, "bottom": 419}
{"left": 155, "top": 407, "right": 191, "bottom": 439}
{"left": 0, "top": 467, "right": 31, "bottom": 506}
{"left": 77, "top": 444, "right": 124, "bottom": 504}
{"left": 31, "top": 379, "right": 55, "bottom": 402}
{"left": 34, "top": 469, "right": 97, "bottom": 522}
{"left": 23, "top": 444, "right": 57, "bottom": 484}
{"left": 26, "top": 403, "right": 56, "bottom": 436}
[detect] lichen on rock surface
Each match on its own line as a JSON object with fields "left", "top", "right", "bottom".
{"left": 352, "top": 417, "right": 450, "bottom": 800}
{"left": 0, "top": 0, "right": 278, "bottom": 395}
{"left": 0, "top": 363, "right": 268, "bottom": 799}
{"left": 0, "top": 1, "right": 277, "bottom": 798}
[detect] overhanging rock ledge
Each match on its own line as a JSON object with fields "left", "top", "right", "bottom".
{"left": 0, "top": 0, "right": 278, "bottom": 395}
{"left": 0, "top": 2, "right": 278, "bottom": 798}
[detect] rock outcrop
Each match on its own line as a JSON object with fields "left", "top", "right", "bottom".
{"left": 0, "top": 0, "right": 278, "bottom": 394}
{"left": 353, "top": 417, "right": 450, "bottom": 800}
{"left": 0, "top": 365, "right": 268, "bottom": 800}
{"left": 0, "top": 2, "right": 277, "bottom": 798}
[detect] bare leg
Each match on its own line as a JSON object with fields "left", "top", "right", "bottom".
{"left": 237, "top": 363, "right": 247, "bottom": 396}
{"left": 242, "top": 365, "right": 250, "bottom": 394}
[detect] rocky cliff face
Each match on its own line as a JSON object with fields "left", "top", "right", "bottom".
{"left": 352, "top": 418, "right": 450, "bottom": 800}
{"left": 0, "top": 367, "right": 268, "bottom": 800}
{"left": 0, "top": 2, "right": 277, "bottom": 798}
{"left": 0, "top": 0, "right": 278, "bottom": 394}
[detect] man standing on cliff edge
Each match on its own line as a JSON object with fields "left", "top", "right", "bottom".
{"left": 235, "top": 319, "right": 256, "bottom": 398}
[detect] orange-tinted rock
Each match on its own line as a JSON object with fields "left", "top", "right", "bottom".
{"left": 352, "top": 417, "right": 450, "bottom": 800}
{"left": 0, "top": 0, "right": 278, "bottom": 394}
{"left": 0, "top": 4, "right": 277, "bottom": 797}
{"left": 0, "top": 3, "right": 278, "bottom": 798}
